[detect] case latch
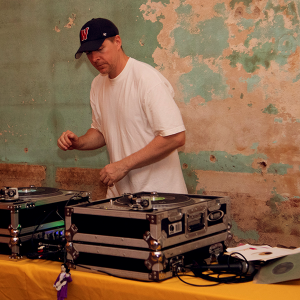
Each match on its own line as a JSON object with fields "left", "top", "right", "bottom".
{"left": 65, "top": 224, "right": 78, "bottom": 242}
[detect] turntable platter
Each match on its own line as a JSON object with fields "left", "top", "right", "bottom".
{"left": 151, "top": 196, "right": 174, "bottom": 201}
{"left": 18, "top": 187, "right": 63, "bottom": 199}
{"left": 114, "top": 192, "right": 194, "bottom": 209}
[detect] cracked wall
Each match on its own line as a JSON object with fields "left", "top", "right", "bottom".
{"left": 1, "top": 0, "right": 300, "bottom": 246}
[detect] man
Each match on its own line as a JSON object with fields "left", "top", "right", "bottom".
{"left": 57, "top": 18, "right": 187, "bottom": 198}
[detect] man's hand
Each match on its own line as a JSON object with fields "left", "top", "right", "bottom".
{"left": 57, "top": 128, "right": 106, "bottom": 151}
{"left": 57, "top": 130, "right": 80, "bottom": 151}
{"left": 99, "top": 131, "right": 185, "bottom": 187}
{"left": 99, "top": 161, "right": 129, "bottom": 187}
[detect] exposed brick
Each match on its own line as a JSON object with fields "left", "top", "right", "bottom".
{"left": 0, "top": 163, "right": 46, "bottom": 187}
{"left": 56, "top": 167, "right": 107, "bottom": 201}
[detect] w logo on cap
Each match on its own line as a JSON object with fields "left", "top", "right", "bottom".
{"left": 80, "top": 27, "right": 89, "bottom": 41}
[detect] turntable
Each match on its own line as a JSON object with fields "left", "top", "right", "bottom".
{"left": 112, "top": 192, "right": 194, "bottom": 210}
{"left": 0, "top": 186, "right": 90, "bottom": 259}
{"left": 65, "top": 192, "right": 232, "bottom": 281}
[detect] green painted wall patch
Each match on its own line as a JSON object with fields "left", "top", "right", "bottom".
{"left": 179, "top": 58, "right": 229, "bottom": 103}
{"left": 250, "top": 143, "right": 259, "bottom": 151}
{"left": 231, "top": 220, "right": 260, "bottom": 241}
{"left": 229, "top": 0, "right": 252, "bottom": 9}
{"left": 172, "top": 16, "right": 229, "bottom": 59}
{"left": 267, "top": 163, "right": 293, "bottom": 175}
{"left": 262, "top": 104, "right": 278, "bottom": 115}
{"left": 267, "top": 187, "right": 289, "bottom": 212}
{"left": 179, "top": 151, "right": 268, "bottom": 174}
{"left": 214, "top": 2, "right": 226, "bottom": 15}
{"left": 245, "top": 75, "right": 261, "bottom": 93}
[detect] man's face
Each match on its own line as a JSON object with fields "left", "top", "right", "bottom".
{"left": 85, "top": 37, "right": 120, "bottom": 78}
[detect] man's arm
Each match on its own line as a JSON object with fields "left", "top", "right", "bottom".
{"left": 57, "top": 128, "right": 106, "bottom": 151}
{"left": 99, "top": 131, "right": 185, "bottom": 186}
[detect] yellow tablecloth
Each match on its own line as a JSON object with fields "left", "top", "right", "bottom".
{"left": 0, "top": 254, "right": 299, "bottom": 300}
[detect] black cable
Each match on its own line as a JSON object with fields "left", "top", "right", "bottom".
{"left": 29, "top": 193, "right": 78, "bottom": 251}
{"left": 27, "top": 192, "right": 88, "bottom": 260}
{"left": 27, "top": 248, "right": 62, "bottom": 259}
{"left": 64, "top": 194, "right": 77, "bottom": 208}
{"left": 30, "top": 209, "right": 55, "bottom": 246}
{"left": 186, "top": 253, "right": 257, "bottom": 285}
{"left": 176, "top": 272, "right": 221, "bottom": 287}
{"left": 65, "top": 192, "right": 87, "bottom": 207}
{"left": 56, "top": 210, "right": 64, "bottom": 220}
{"left": 227, "top": 252, "right": 249, "bottom": 275}
{"left": 225, "top": 252, "right": 256, "bottom": 284}
{"left": 28, "top": 208, "right": 64, "bottom": 259}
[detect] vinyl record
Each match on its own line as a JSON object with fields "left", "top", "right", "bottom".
{"left": 18, "top": 187, "right": 63, "bottom": 199}
{"left": 254, "top": 252, "right": 300, "bottom": 284}
{"left": 114, "top": 192, "right": 192, "bottom": 208}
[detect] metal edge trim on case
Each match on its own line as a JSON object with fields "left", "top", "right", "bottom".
{"left": 163, "top": 231, "right": 228, "bottom": 259}
{"left": 72, "top": 243, "right": 150, "bottom": 260}
{"left": 73, "top": 264, "right": 173, "bottom": 281}
{"left": 74, "top": 233, "right": 148, "bottom": 248}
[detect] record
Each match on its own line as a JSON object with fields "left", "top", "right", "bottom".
{"left": 18, "top": 187, "right": 63, "bottom": 199}
{"left": 114, "top": 192, "right": 193, "bottom": 208}
{"left": 254, "top": 252, "right": 300, "bottom": 284}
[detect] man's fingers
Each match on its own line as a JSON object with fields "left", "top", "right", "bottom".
{"left": 57, "top": 131, "right": 78, "bottom": 151}
{"left": 101, "top": 178, "right": 115, "bottom": 187}
{"left": 99, "top": 170, "right": 107, "bottom": 182}
{"left": 64, "top": 132, "right": 75, "bottom": 146}
{"left": 101, "top": 178, "right": 111, "bottom": 186}
{"left": 57, "top": 138, "right": 68, "bottom": 151}
{"left": 102, "top": 177, "right": 109, "bottom": 185}
{"left": 99, "top": 162, "right": 128, "bottom": 187}
{"left": 99, "top": 169, "right": 115, "bottom": 187}
{"left": 66, "top": 132, "right": 76, "bottom": 143}
{"left": 58, "top": 143, "right": 66, "bottom": 151}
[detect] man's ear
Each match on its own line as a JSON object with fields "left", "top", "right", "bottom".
{"left": 114, "top": 35, "right": 122, "bottom": 50}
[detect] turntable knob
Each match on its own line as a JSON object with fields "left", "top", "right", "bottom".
{"left": 7, "top": 189, "right": 16, "bottom": 197}
{"left": 141, "top": 200, "right": 149, "bottom": 207}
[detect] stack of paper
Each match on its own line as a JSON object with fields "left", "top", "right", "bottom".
{"left": 226, "top": 244, "right": 300, "bottom": 262}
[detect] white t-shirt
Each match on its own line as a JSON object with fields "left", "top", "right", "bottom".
{"left": 90, "top": 57, "right": 187, "bottom": 198}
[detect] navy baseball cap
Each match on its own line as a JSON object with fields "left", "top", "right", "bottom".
{"left": 75, "top": 18, "right": 119, "bottom": 59}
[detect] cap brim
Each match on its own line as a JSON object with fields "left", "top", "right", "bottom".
{"left": 75, "top": 39, "right": 106, "bottom": 59}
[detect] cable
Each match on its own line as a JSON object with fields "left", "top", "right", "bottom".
{"left": 30, "top": 209, "right": 55, "bottom": 245}
{"left": 26, "top": 191, "right": 89, "bottom": 260}
{"left": 186, "top": 253, "right": 257, "bottom": 285}
{"left": 28, "top": 208, "right": 63, "bottom": 259}
{"left": 176, "top": 272, "right": 221, "bottom": 287}
{"left": 56, "top": 210, "right": 64, "bottom": 220}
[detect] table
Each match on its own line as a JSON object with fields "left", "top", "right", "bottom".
{"left": 0, "top": 255, "right": 299, "bottom": 300}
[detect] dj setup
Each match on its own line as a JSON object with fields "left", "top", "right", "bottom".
{"left": 0, "top": 186, "right": 258, "bottom": 284}
{"left": 0, "top": 187, "right": 90, "bottom": 260}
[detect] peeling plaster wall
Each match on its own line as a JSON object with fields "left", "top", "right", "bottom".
{"left": 1, "top": 0, "right": 300, "bottom": 246}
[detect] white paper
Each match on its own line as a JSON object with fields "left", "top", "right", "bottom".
{"left": 226, "top": 244, "right": 300, "bottom": 261}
